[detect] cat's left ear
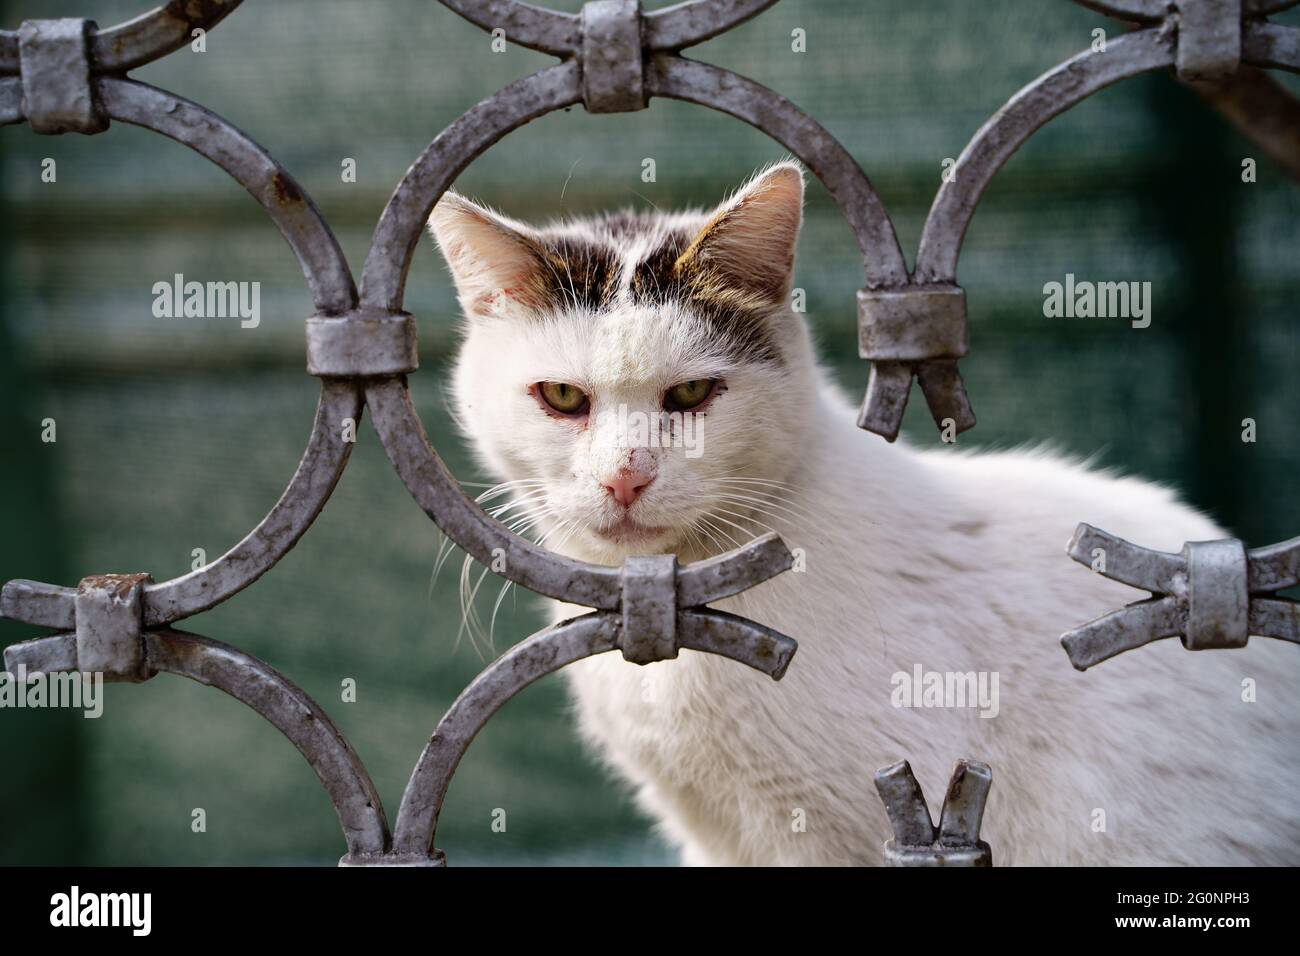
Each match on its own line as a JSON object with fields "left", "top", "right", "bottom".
{"left": 676, "top": 161, "right": 805, "bottom": 305}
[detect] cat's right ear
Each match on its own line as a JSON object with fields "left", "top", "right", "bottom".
{"left": 428, "top": 192, "right": 548, "bottom": 319}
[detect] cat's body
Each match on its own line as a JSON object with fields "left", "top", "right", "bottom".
{"left": 431, "top": 164, "right": 1300, "bottom": 865}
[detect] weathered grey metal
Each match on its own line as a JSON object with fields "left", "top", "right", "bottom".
{"left": 858, "top": 287, "right": 969, "bottom": 363}
{"left": 436, "top": 0, "right": 582, "bottom": 55}
{"left": 3, "top": 629, "right": 391, "bottom": 859}
{"left": 435, "top": 0, "right": 779, "bottom": 57}
{"left": 0, "top": 2, "right": 243, "bottom": 76}
{"left": 306, "top": 309, "right": 419, "bottom": 377}
{"left": 621, "top": 555, "right": 679, "bottom": 663}
{"left": 1176, "top": 0, "right": 1243, "bottom": 81}
{"left": 17, "top": 19, "right": 107, "bottom": 135}
{"left": 1243, "top": 19, "right": 1300, "bottom": 70}
{"left": 74, "top": 574, "right": 152, "bottom": 682}
{"left": 1184, "top": 539, "right": 1251, "bottom": 650}
{"left": 1061, "top": 524, "right": 1300, "bottom": 669}
{"left": 874, "top": 759, "right": 993, "bottom": 867}
{"left": 642, "top": 0, "right": 780, "bottom": 50}
{"left": 368, "top": 609, "right": 797, "bottom": 866}
{"left": 1070, "top": 0, "right": 1298, "bottom": 21}
{"left": 581, "top": 0, "right": 647, "bottom": 114}
{"left": 856, "top": 285, "right": 973, "bottom": 441}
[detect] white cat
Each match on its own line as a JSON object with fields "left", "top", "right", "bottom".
{"left": 430, "top": 162, "right": 1300, "bottom": 865}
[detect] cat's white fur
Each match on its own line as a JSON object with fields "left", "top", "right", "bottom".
{"left": 432, "top": 163, "right": 1300, "bottom": 865}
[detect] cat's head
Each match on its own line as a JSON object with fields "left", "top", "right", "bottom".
{"left": 431, "top": 162, "right": 817, "bottom": 565}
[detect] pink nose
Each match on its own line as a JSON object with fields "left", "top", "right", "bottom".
{"left": 603, "top": 469, "right": 654, "bottom": 508}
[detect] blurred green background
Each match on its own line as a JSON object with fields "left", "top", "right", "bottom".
{"left": 2, "top": 0, "right": 1298, "bottom": 865}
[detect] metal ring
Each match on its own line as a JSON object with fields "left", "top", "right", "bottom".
{"left": 435, "top": 0, "right": 781, "bottom": 56}
{"left": 0, "top": 1, "right": 245, "bottom": 75}
{"left": 1, "top": 76, "right": 361, "bottom": 629}
{"left": 387, "top": 609, "right": 796, "bottom": 862}
{"left": 359, "top": 51, "right": 900, "bottom": 601}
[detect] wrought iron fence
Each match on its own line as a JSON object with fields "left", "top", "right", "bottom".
{"left": 1, "top": 0, "right": 1297, "bottom": 867}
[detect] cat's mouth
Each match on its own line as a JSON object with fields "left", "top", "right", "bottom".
{"left": 593, "top": 515, "right": 670, "bottom": 546}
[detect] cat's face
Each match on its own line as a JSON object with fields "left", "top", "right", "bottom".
{"left": 433, "top": 163, "right": 816, "bottom": 564}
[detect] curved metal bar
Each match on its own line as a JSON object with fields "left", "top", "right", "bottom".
{"left": 390, "top": 608, "right": 796, "bottom": 860}
{"left": 1, "top": 383, "right": 362, "bottom": 629}
{"left": 1247, "top": 535, "right": 1300, "bottom": 592}
{"left": 644, "top": 54, "right": 909, "bottom": 288}
{"left": 100, "top": 78, "right": 356, "bottom": 313}
{"left": 365, "top": 378, "right": 623, "bottom": 609}
{"left": 1066, "top": 523, "right": 1186, "bottom": 595}
{"left": 644, "top": 0, "right": 782, "bottom": 51}
{"left": 1067, "top": 0, "right": 1172, "bottom": 19}
{"left": 915, "top": 27, "right": 1175, "bottom": 283}
{"left": 2, "top": 628, "right": 390, "bottom": 859}
{"left": 1243, "top": 19, "right": 1300, "bottom": 72}
{"left": 143, "top": 382, "right": 362, "bottom": 625}
{"left": 1069, "top": 0, "right": 1298, "bottom": 20}
{"left": 389, "top": 614, "right": 617, "bottom": 858}
{"left": 1060, "top": 596, "right": 1185, "bottom": 671}
{"left": 361, "top": 60, "right": 582, "bottom": 311}
{"left": 435, "top": 0, "right": 580, "bottom": 55}
{"left": 434, "top": 0, "right": 781, "bottom": 56}
{"left": 1249, "top": 598, "right": 1300, "bottom": 644}
{"left": 0, "top": 1, "right": 244, "bottom": 76}
{"left": 1, "top": 77, "right": 362, "bottom": 629}
{"left": 675, "top": 534, "right": 794, "bottom": 608}
{"left": 678, "top": 607, "right": 798, "bottom": 678}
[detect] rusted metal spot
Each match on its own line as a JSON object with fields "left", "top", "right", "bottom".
{"left": 165, "top": 0, "right": 233, "bottom": 28}
{"left": 271, "top": 169, "right": 305, "bottom": 206}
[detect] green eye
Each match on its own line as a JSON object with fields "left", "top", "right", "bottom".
{"left": 538, "top": 381, "right": 588, "bottom": 414}
{"left": 665, "top": 378, "right": 715, "bottom": 411}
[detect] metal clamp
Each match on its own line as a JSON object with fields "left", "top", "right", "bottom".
{"left": 306, "top": 308, "right": 419, "bottom": 377}
{"left": 1061, "top": 524, "right": 1300, "bottom": 669}
{"left": 580, "top": 0, "right": 646, "bottom": 113}
{"left": 620, "top": 554, "right": 678, "bottom": 664}
{"left": 18, "top": 19, "right": 107, "bottom": 135}
{"left": 856, "top": 285, "right": 974, "bottom": 442}
{"left": 1175, "top": 0, "right": 1242, "bottom": 81}
{"left": 74, "top": 573, "right": 152, "bottom": 682}
{"left": 874, "top": 759, "right": 993, "bottom": 866}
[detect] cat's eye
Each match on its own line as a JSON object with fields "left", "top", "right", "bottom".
{"left": 537, "top": 381, "right": 589, "bottom": 415}
{"left": 665, "top": 378, "right": 716, "bottom": 412}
